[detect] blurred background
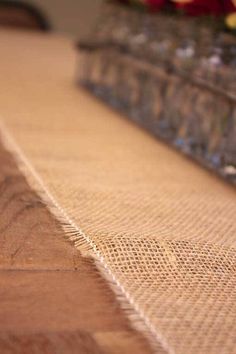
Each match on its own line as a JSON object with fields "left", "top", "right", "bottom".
{"left": 0, "top": 0, "right": 235, "bottom": 181}
{"left": 0, "top": 0, "right": 102, "bottom": 37}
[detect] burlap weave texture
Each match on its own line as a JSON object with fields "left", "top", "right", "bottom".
{"left": 0, "top": 31, "right": 236, "bottom": 354}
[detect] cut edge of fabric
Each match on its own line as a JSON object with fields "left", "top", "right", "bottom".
{"left": 0, "top": 118, "right": 172, "bottom": 354}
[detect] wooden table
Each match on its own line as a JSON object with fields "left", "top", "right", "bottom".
{"left": 0, "top": 29, "right": 152, "bottom": 354}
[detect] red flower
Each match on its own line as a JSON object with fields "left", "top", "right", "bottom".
{"left": 145, "top": 0, "right": 167, "bottom": 11}
{"left": 224, "top": 0, "right": 236, "bottom": 13}
{"left": 173, "top": 0, "right": 224, "bottom": 16}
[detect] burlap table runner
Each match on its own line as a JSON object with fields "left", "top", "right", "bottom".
{"left": 0, "top": 30, "right": 236, "bottom": 354}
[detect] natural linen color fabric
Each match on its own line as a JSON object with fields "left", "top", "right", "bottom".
{"left": 0, "top": 30, "right": 236, "bottom": 354}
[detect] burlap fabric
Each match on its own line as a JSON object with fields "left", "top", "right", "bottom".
{"left": 0, "top": 31, "right": 236, "bottom": 354}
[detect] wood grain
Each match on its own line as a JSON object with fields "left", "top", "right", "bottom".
{"left": 0, "top": 141, "right": 153, "bottom": 354}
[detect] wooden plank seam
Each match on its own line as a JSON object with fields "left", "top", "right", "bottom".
{"left": 0, "top": 118, "right": 171, "bottom": 354}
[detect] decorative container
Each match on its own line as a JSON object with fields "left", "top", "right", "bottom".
{"left": 77, "top": 4, "right": 236, "bottom": 184}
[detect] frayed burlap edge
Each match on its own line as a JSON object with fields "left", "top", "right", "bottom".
{"left": 0, "top": 119, "right": 172, "bottom": 354}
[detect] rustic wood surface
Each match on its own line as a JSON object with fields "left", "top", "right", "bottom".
{"left": 0, "top": 133, "right": 153, "bottom": 353}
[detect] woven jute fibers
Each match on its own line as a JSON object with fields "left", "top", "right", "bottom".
{"left": 0, "top": 31, "right": 236, "bottom": 354}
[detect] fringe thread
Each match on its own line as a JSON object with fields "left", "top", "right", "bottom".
{"left": 0, "top": 119, "right": 173, "bottom": 354}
